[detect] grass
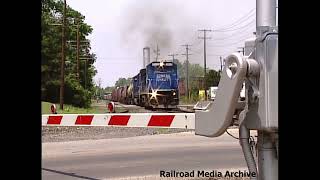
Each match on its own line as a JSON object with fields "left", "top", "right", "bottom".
{"left": 42, "top": 101, "right": 52, "bottom": 114}
{"left": 42, "top": 101, "right": 125, "bottom": 114}
{"left": 42, "top": 101, "right": 98, "bottom": 114}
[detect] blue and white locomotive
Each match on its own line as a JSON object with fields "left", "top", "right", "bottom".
{"left": 131, "top": 61, "right": 179, "bottom": 109}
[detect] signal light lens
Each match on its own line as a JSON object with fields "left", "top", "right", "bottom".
{"left": 108, "top": 102, "right": 114, "bottom": 113}
{"left": 51, "top": 104, "right": 57, "bottom": 114}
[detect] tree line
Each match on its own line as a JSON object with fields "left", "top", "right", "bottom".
{"left": 41, "top": 0, "right": 97, "bottom": 108}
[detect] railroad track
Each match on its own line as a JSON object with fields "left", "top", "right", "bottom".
{"left": 111, "top": 101, "right": 195, "bottom": 113}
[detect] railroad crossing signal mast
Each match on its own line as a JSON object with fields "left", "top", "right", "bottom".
{"left": 195, "top": 0, "right": 278, "bottom": 179}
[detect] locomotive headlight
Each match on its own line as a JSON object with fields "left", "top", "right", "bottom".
{"left": 159, "top": 61, "right": 164, "bottom": 67}
{"left": 173, "top": 91, "right": 176, "bottom": 96}
{"left": 151, "top": 89, "right": 158, "bottom": 99}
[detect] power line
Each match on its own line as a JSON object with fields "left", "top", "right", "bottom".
{"left": 212, "top": 26, "right": 255, "bottom": 41}
{"left": 191, "top": 39, "right": 203, "bottom": 47}
{"left": 214, "top": 19, "right": 256, "bottom": 32}
{"left": 208, "top": 32, "right": 254, "bottom": 46}
{"left": 189, "top": 31, "right": 200, "bottom": 41}
{"left": 215, "top": 12, "right": 255, "bottom": 32}
{"left": 215, "top": 8, "right": 256, "bottom": 31}
{"left": 168, "top": 53, "right": 179, "bottom": 61}
{"left": 207, "top": 34, "right": 254, "bottom": 47}
{"left": 174, "top": 48, "right": 185, "bottom": 56}
{"left": 217, "top": 8, "right": 255, "bottom": 30}
{"left": 189, "top": 47, "right": 203, "bottom": 54}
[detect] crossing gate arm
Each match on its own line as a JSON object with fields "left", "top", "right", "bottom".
{"left": 42, "top": 113, "right": 195, "bottom": 129}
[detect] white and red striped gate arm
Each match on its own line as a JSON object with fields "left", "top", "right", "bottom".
{"left": 42, "top": 113, "right": 195, "bottom": 129}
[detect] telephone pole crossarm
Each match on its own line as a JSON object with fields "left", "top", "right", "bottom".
{"left": 168, "top": 54, "right": 179, "bottom": 62}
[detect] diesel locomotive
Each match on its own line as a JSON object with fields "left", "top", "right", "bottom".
{"left": 112, "top": 60, "right": 179, "bottom": 109}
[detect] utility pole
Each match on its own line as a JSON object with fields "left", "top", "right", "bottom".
{"left": 168, "top": 53, "right": 179, "bottom": 62}
{"left": 198, "top": 29, "right": 212, "bottom": 100}
{"left": 154, "top": 44, "right": 160, "bottom": 62}
{"left": 85, "top": 59, "right": 87, "bottom": 89}
{"left": 98, "top": 78, "right": 102, "bottom": 101}
{"left": 59, "top": 0, "right": 67, "bottom": 110}
{"left": 70, "top": 40, "right": 89, "bottom": 85}
{"left": 80, "top": 57, "right": 93, "bottom": 90}
{"left": 80, "top": 58, "right": 88, "bottom": 90}
{"left": 76, "top": 19, "right": 80, "bottom": 81}
{"left": 219, "top": 56, "right": 223, "bottom": 73}
{"left": 99, "top": 78, "right": 101, "bottom": 96}
{"left": 182, "top": 44, "right": 192, "bottom": 100}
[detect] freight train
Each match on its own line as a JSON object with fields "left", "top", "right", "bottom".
{"left": 112, "top": 60, "right": 179, "bottom": 109}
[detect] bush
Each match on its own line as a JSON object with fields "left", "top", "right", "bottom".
{"left": 64, "top": 75, "right": 92, "bottom": 108}
{"left": 42, "top": 80, "right": 60, "bottom": 103}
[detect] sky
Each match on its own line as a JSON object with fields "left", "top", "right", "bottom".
{"left": 67, "top": 0, "right": 257, "bottom": 88}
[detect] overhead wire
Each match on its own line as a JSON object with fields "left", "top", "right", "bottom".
{"left": 214, "top": 8, "right": 256, "bottom": 31}
{"left": 212, "top": 25, "right": 255, "bottom": 41}
{"left": 207, "top": 33, "right": 254, "bottom": 47}
{"left": 189, "top": 47, "right": 203, "bottom": 55}
{"left": 214, "top": 18, "right": 256, "bottom": 32}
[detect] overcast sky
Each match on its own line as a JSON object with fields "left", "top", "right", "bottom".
{"left": 67, "top": 0, "right": 257, "bottom": 88}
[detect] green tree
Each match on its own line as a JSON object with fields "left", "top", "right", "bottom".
{"left": 105, "top": 86, "right": 115, "bottom": 93}
{"left": 176, "top": 61, "right": 221, "bottom": 99}
{"left": 41, "top": 0, "right": 97, "bottom": 107}
{"left": 115, "top": 78, "right": 131, "bottom": 87}
{"left": 206, "top": 69, "right": 221, "bottom": 87}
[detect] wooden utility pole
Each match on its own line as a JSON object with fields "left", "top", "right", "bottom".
{"left": 76, "top": 19, "right": 80, "bottom": 81}
{"left": 59, "top": 0, "right": 67, "bottom": 110}
{"left": 80, "top": 57, "right": 93, "bottom": 90}
{"left": 220, "top": 56, "right": 223, "bottom": 72}
{"left": 168, "top": 53, "right": 179, "bottom": 62}
{"left": 155, "top": 45, "right": 160, "bottom": 62}
{"left": 198, "top": 29, "right": 212, "bottom": 100}
{"left": 182, "top": 44, "right": 192, "bottom": 100}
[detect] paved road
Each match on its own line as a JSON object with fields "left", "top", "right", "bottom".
{"left": 42, "top": 130, "right": 251, "bottom": 180}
